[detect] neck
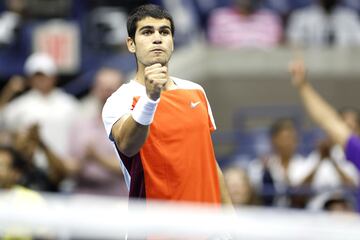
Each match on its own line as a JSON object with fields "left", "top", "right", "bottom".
{"left": 36, "top": 88, "right": 53, "bottom": 96}
{"left": 279, "top": 154, "right": 291, "bottom": 168}
{"left": 237, "top": 8, "right": 253, "bottom": 16}
{"left": 135, "top": 63, "right": 146, "bottom": 85}
{"left": 320, "top": 3, "right": 337, "bottom": 14}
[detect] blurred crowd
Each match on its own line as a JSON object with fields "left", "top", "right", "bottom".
{"left": 225, "top": 115, "right": 360, "bottom": 213}
{"left": 0, "top": 0, "right": 359, "bottom": 222}
{"left": 1, "top": 0, "right": 360, "bottom": 80}
{"left": 0, "top": 53, "right": 128, "bottom": 198}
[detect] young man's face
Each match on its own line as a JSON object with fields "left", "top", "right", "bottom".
{"left": 127, "top": 17, "right": 174, "bottom": 67}
{"left": 272, "top": 128, "right": 298, "bottom": 157}
{"left": 30, "top": 73, "right": 56, "bottom": 95}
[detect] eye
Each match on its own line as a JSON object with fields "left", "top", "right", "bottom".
{"left": 160, "top": 30, "right": 170, "bottom": 36}
{"left": 142, "top": 30, "right": 152, "bottom": 36}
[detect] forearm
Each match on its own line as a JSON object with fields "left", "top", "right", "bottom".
{"left": 298, "top": 161, "right": 321, "bottom": 187}
{"left": 0, "top": 88, "right": 15, "bottom": 108}
{"left": 331, "top": 160, "right": 357, "bottom": 187}
{"left": 298, "top": 82, "right": 351, "bottom": 147}
{"left": 112, "top": 114, "right": 150, "bottom": 157}
{"left": 93, "top": 154, "right": 122, "bottom": 175}
{"left": 41, "top": 144, "right": 68, "bottom": 182}
{"left": 0, "top": 76, "right": 25, "bottom": 108}
{"left": 113, "top": 93, "right": 160, "bottom": 157}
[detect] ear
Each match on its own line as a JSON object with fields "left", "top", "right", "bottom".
{"left": 126, "top": 37, "right": 136, "bottom": 53}
{"left": 171, "top": 37, "right": 175, "bottom": 52}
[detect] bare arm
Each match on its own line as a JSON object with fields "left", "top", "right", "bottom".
{"left": 329, "top": 158, "right": 357, "bottom": 187}
{"left": 112, "top": 114, "right": 150, "bottom": 157}
{"left": 289, "top": 60, "right": 352, "bottom": 148}
{"left": 21, "top": 124, "right": 68, "bottom": 183}
{"left": 300, "top": 162, "right": 321, "bottom": 187}
{"left": 39, "top": 140, "right": 68, "bottom": 183}
{"left": 86, "top": 145, "right": 123, "bottom": 175}
{"left": 112, "top": 63, "right": 169, "bottom": 157}
{"left": 0, "top": 76, "right": 26, "bottom": 109}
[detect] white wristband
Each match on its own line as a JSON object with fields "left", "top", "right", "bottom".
{"left": 131, "top": 95, "right": 160, "bottom": 125}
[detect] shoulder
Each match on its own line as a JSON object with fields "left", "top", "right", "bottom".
{"left": 102, "top": 80, "right": 143, "bottom": 114}
{"left": 292, "top": 153, "right": 306, "bottom": 162}
{"left": 105, "top": 81, "right": 140, "bottom": 104}
{"left": 172, "top": 77, "right": 204, "bottom": 91}
{"left": 111, "top": 80, "right": 143, "bottom": 98}
{"left": 3, "top": 90, "right": 36, "bottom": 111}
{"left": 51, "top": 89, "right": 80, "bottom": 113}
{"left": 55, "top": 89, "right": 78, "bottom": 103}
{"left": 335, "top": 6, "right": 359, "bottom": 18}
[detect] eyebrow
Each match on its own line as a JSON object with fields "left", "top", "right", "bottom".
{"left": 138, "top": 25, "right": 171, "bottom": 32}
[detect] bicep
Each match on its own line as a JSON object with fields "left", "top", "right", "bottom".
{"left": 111, "top": 113, "right": 131, "bottom": 143}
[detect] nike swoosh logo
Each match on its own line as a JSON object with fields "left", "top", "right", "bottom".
{"left": 190, "top": 101, "right": 201, "bottom": 108}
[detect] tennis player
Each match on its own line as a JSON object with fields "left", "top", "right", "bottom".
{"left": 102, "top": 4, "right": 231, "bottom": 205}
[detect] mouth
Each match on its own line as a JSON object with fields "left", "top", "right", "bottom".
{"left": 150, "top": 48, "right": 165, "bottom": 53}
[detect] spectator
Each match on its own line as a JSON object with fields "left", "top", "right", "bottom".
{"left": 287, "top": 0, "right": 360, "bottom": 47}
{"left": 12, "top": 124, "right": 67, "bottom": 191}
{"left": 224, "top": 166, "right": 255, "bottom": 206}
{"left": 1, "top": 53, "right": 79, "bottom": 179}
{"left": 79, "top": 68, "right": 125, "bottom": 119}
{"left": 296, "top": 137, "right": 358, "bottom": 198}
{"left": 283, "top": 109, "right": 358, "bottom": 207}
{"left": 207, "top": 0, "right": 283, "bottom": 48}
{"left": 248, "top": 118, "right": 306, "bottom": 207}
{"left": 0, "top": 145, "right": 27, "bottom": 189}
{"left": 1, "top": 142, "right": 58, "bottom": 192}
{"left": 0, "top": 144, "right": 49, "bottom": 239}
{"left": 298, "top": 108, "right": 359, "bottom": 194}
{"left": 296, "top": 108, "right": 359, "bottom": 194}
{"left": 69, "top": 68, "right": 127, "bottom": 196}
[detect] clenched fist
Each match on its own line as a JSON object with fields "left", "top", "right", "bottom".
{"left": 144, "top": 63, "right": 169, "bottom": 101}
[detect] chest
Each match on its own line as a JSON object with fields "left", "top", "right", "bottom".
{"left": 149, "top": 89, "right": 210, "bottom": 140}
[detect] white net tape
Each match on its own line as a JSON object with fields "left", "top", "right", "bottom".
{"left": 0, "top": 191, "right": 359, "bottom": 240}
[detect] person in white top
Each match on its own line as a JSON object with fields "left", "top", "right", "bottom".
{"left": 287, "top": 0, "right": 360, "bottom": 47}
{"left": 248, "top": 118, "right": 306, "bottom": 207}
{"left": 1, "top": 53, "right": 79, "bottom": 179}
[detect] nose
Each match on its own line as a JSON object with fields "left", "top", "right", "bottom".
{"left": 152, "top": 31, "right": 162, "bottom": 44}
